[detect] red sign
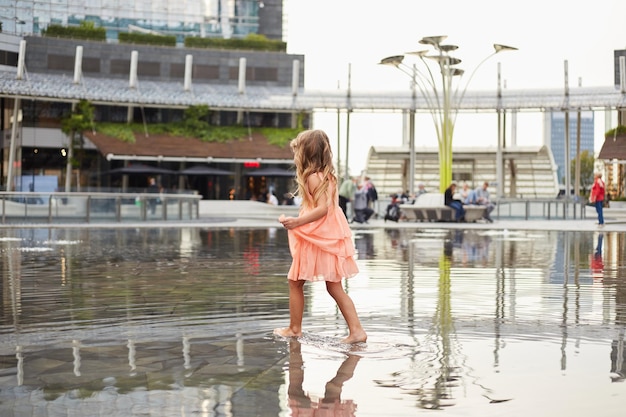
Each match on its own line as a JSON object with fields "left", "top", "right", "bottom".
{"left": 244, "top": 161, "right": 260, "bottom": 168}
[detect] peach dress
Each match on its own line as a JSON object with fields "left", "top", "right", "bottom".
{"left": 287, "top": 173, "right": 359, "bottom": 282}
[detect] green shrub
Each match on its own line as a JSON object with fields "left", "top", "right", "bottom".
{"left": 97, "top": 123, "right": 136, "bottom": 143}
{"left": 605, "top": 125, "right": 626, "bottom": 137}
{"left": 42, "top": 21, "right": 106, "bottom": 41}
{"left": 185, "top": 33, "right": 286, "bottom": 52}
{"left": 95, "top": 121, "right": 297, "bottom": 146}
{"left": 118, "top": 32, "right": 177, "bottom": 47}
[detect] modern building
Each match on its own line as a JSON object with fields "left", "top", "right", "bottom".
{"left": 0, "top": 1, "right": 304, "bottom": 200}
{"left": 0, "top": 33, "right": 305, "bottom": 199}
{"left": 544, "top": 111, "right": 595, "bottom": 185}
{"left": 1, "top": 0, "right": 283, "bottom": 42}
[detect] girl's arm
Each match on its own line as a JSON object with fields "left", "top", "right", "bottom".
{"left": 279, "top": 174, "right": 330, "bottom": 229}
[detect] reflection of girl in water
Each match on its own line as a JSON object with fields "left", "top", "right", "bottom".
{"left": 287, "top": 339, "right": 359, "bottom": 416}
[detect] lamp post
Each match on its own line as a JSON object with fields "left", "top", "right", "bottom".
{"left": 380, "top": 36, "right": 517, "bottom": 194}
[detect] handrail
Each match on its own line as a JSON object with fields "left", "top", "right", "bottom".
{"left": 0, "top": 191, "right": 202, "bottom": 224}
{"left": 377, "top": 197, "right": 589, "bottom": 221}
{"left": 494, "top": 198, "right": 587, "bottom": 220}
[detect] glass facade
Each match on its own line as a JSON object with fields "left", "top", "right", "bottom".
{"left": 548, "top": 111, "right": 595, "bottom": 185}
{"left": 2, "top": 0, "right": 262, "bottom": 41}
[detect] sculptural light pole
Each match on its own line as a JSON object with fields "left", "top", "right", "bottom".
{"left": 380, "top": 36, "right": 517, "bottom": 193}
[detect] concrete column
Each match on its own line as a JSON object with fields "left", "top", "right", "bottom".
{"left": 184, "top": 54, "right": 193, "bottom": 91}
{"left": 73, "top": 46, "right": 83, "bottom": 84}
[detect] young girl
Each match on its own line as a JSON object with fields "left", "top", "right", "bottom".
{"left": 274, "top": 129, "right": 367, "bottom": 344}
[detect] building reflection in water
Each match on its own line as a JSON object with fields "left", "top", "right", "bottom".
{"left": 1, "top": 227, "right": 626, "bottom": 414}
{"left": 383, "top": 231, "right": 501, "bottom": 409}
{"left": 375, "top": 228, "right": 625, "bottom": 408}
{"left": 597, "top": 232, "right": 626, "bottom": 382}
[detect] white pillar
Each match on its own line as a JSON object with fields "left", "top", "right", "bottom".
{"left": 128, "top": 50, "right": 138, "bottom": 123}
{"left": 73, "top": 46, "right": 83, "bottom": 84}
{"left": 184, "top": 54, "right": 193, "bottom": 91}
{"left": 238, "top": 57, "right": 247, "bottom": 94}
{"left": 291, "top": 59, "right": 300, "bottom": 96}
{"left": 129, "top": 50, "right": 138, "bottom": 88}
{"left": 618, "top": 56, "right": 626, "bottom": 135}
{"left": 291, "top": 59, "right": 300, "bottom": 128}
{"left": 7, "top": 40, "right": 26, "bottom": 191}
{"left": 16, "top": 40, "right": 26, "bottom": 80}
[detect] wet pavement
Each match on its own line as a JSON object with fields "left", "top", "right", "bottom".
{"left": 0, "top": 204, "right": 625, "bottom": 416}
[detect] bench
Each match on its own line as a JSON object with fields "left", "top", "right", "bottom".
{"left": 399, "top": 193, "right": 487, "bottom": 223}
{"left": 463, "top": 205, "right": 489, "bottom": 222}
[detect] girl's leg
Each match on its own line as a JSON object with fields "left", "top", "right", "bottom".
{"left": 274, "top": 279, "right": 306, "bottom": 337}
{"left": 326, "top": 281, "right": 367, "bottom": 344}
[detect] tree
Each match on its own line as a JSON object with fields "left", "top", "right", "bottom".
{"left": 570, "top": 150, "right": 595, "bottom": 194}
{"left": 61, "top": 100, "right": 94, "bottom": 191}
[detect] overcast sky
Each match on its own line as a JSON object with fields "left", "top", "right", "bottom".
{"left": 284, "top": 0, "right": 625, "bottom": 174}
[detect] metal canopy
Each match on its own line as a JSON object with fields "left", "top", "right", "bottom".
{"left": 0, "top": 71, "right": 624, "bottom": 113}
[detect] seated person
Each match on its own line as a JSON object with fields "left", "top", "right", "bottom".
{"left": 460, "top": 183, "right": 477, "bottom": 204}
{"left": 444, "top": 182, "right": 465, "bottom": 222}
{"left": 474, "top": 181, "right": 495, "bottom": 223}
{"left": 415, "top": 183, "right": 427, "bottom": 198}
{"left": 400, "top": 190, "right": 414, "bottom": 204}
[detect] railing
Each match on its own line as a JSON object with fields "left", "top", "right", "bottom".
{"left": 0, "top": 191, "right": 202, "bottom": 224}
{"left": 494, "top": 198, "right": 587, "bottom": 220}
{"left": 376, "top": 197, "right": 589, "bottom": 221}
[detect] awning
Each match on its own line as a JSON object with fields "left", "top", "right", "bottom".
{"left": 598, "top": 134, "right": 626, "bottom": 161}
{"left": 179, "top": 165, "right": 235, "bottom": 176}
{"left": 245, "top": 167, "right": 295, "bottom": 177}
{"left": 84, "top": 131, "right": 294, "bottom": 164}
{"left": 102, "top": 163, "right": 176, "bottom": 175}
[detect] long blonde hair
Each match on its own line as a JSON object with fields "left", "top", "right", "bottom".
{"left": 290, "top": 129, "right": 336, "bottom": 209}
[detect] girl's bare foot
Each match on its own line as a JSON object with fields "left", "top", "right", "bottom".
{"left": 273, "top": 327, "right": 301, "bottom": 338}
{"left": 340, "top": 330, "right": 367, "bottom": 344}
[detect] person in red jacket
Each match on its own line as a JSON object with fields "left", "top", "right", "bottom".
{"left": 589, "top": 172, "right": 606, "bottom": 225}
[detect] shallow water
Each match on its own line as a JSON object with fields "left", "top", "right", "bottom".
{"left": 0, "top": 227, "right": 624, "bottom": 416}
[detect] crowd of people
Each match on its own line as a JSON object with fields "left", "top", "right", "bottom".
{"left": 243, "top": 173, "right": 503, "bottom": 224}
{"left": 380, "top": 180, "right": 496, "bottom": 223}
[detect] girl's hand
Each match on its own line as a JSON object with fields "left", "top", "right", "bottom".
{"left": 279, "top": 214, "right": 297, "bottom": 230}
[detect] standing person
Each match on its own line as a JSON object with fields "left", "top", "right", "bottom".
{"left": 338, "top": 176, "right": 357, "bottom": 218}
{"left": 444, "top": 182, "right": 465, "bottom": 222}
{"left": 147, "top": 177, "right": 160, "bottom": 214}
{"left": 474, "top": 181, "right": 495, "bottom": 222}
{"left": 275, "top": 129, "right": 367, "bottom": 344}
{"left": 352, "top": 181, "right": 374, "bottom": 224}
{"left": 364, "top": 176, "right": 378, "bottom": 214}
{"left": 590, "top": 171, "right": 605, "bottom": 225}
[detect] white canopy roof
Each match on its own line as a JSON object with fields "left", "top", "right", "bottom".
{"left": 1, "top": 71, "right": 625, "bottom": 113}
